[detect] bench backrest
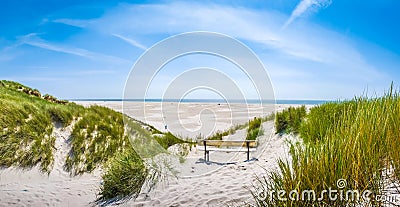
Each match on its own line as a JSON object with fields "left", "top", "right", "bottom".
{"left": 199, "top": 140, "right": 258, "bottom": 148}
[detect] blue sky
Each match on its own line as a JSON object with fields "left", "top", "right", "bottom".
{"left": 1, "top": 0, "right": 399, "bottom": 100}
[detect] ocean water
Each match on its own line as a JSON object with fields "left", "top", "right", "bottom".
{"left": 71, "top": 99, "right": 329, "bottom": 105}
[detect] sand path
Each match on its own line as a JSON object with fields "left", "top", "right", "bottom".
{"left": 0, "top": 102, "right": 298, "bottom": 206}
{"left": 128, "top": 121, "right": 291, "bottom": 207}
{"left": 0, "top": 121, "right": 102, "bottom": 207}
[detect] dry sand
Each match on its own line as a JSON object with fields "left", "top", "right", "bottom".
{"left": 78, "top": 101, "right": 306, "bottom": 138}
{"left": 0, "top": 102, "right": 303, "bottom": 206}
{"left": 0, "top": 120, "right": 102, "bottom": 206}
{"left": 129, "top": 121, "right": 294, "bottom": 207}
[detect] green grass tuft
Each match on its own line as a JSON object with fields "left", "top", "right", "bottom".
{"left": 98, "top": 149, "right": 147, "bottom": 202}
{"left": 154, "top": 132, "right": 187, "bottom": 150}
{"left": 1, "top": 80, "right": 188, "bottom": 202}
{"left": 275, "top": 105, "right": 306, "bottom": 134}
{"left": 65, "top": 105, "right": 130, "bottom": 175}
{"left": 247, "top": 117, "right": 263, "bottom": 140}
{"left": 254, "top": 85, "right": 400, "bottom": 206}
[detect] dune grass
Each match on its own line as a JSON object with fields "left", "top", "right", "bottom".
{"left": 0, "top": 81, "right": 64, "bottom": 173}
{"left": 206, "top": 114, "right": 274, "bottom": 141}
{"left": 98, "top": 148, "right": 147, "bottom": 203}
{"left": 207, "top": 123, "right": 248, "bottom": 140}
{"left": 246, "top": 117, "right": 263, "bottom": 140}
{"left": 275, "top": 105, "right": 306, "bottom": 134}
{"left": 154, "top": 132, "right": 188, "bottom": 150}
{"left": 207, "top": 130, "right": 231, "bottom": 141}
{"left": 0, "top": 80, "right": 187, "bottom": 201}
{"left": 65, "top": 105, "right": 130, "bottom": 175}
{"left": 254, "top": 86, "right": 400, "bottom": 206}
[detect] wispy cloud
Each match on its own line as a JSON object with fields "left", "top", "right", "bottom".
{"left": 41, "top": 2, "right": 389, "bottom": 82}
{"left": 112, "top": 33, "right": 147, "bottom": 50}
{"left": 52, "top": 18, "right": 91, "bottom": 28}
{"left": 19, "top": 33, "right": 129, "bottom": 64}
{"left": 89, "top": 2, "right": 376, "bottom": 71}
{"left": 7, "top": 1, "right": 396, "bottom": 99}
{"left": 282, "top": 0, "right": 332, "bottom": 29}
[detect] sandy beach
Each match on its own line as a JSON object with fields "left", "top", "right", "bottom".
{"left": 0, "top": 102, "right": 303, "bottom": 206}
{"left": 77, "top": 101, "right": 308, "bottom": 138}
{"left": 130, "top": 121, "right": 293, "bottom": 207}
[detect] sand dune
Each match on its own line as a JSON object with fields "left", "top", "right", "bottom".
{"left": 0, "top": 102, "right": 299, "bottom": 206}
{"left": 129, "top": 121, "right": 291, "bottom": 207}
{"left": 0, "top": 120, "right": 102, "bottom": 206}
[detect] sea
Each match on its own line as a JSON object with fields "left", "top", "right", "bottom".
{"left": 70, "top": 99, "right": 329, "bottom": 105}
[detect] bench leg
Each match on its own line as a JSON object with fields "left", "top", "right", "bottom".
{"left": 206, "top": 151, "right": 209, "bottom": 162}
{"left": 246, "top": 142, "right": 250, "bottom": 161}
{"left": 204, "top": 140, "right": 207, "bottom": 161}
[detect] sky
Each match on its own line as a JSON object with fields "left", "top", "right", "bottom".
{"left": 1, "top": 0, "right": 400, "bottom": 100}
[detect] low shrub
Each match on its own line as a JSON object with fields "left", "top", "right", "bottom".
{"left": 246, "top": 117, "right": 263, "bottom": 140}
{"left": 275, "top": 105, "right": 306, "bottom": 134}
{"left": 98, "top": 149, "right": 147, "bottom": 201}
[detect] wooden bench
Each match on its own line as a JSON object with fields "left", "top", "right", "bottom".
{"left": 198, "top": 140, "right": 258, "bottom": 162}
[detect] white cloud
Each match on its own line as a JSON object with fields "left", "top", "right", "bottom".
{"left": 47, "top": 2, "right": 394, "bottom": 99}
{"left": 53, "top": 18, "right": 91, "bottom": 28}
{"left": 19, "top": 33, "right": 130, "bottom": 64}
{"left": 112, "top": 33, "right": 147, "bottom": 50}
{"left": 283, "top": 0, "right": 332, "bottom": 29}
{"left": 84, "top": 3, "right": 327, "bottom": 63}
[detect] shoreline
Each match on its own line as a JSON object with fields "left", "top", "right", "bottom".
{"left": 74, "top": 101, "right": 314, "bottom": 138}
{"left": 70, "top": 99, "right": 328, "bottom": 105}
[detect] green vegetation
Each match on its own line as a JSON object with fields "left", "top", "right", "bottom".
{"left": 275, "top": 105, "right": 306, "bottom": 134}
{"left": 154, "top": 132, "right": 187, "bottom": 149}
{"left": 246, "top": 117, "right": 263, "bottom": 140}
{"left": 206, "top": 114, "right": 274, "bottom": 141}
{"left": 0, "top": 80, "right": 186, "bottom": 202}
{"left": 207, "top": 130, "right": 230, "bottom": 140}
{"left": 207, "top": 123, "right": 247, "bottom": 140}
{"left": 98, "top": 148, "right": 147, "bottom": 202}
{"left": 254, "top": 86, "right": 400, "bottom": 206}
{"left": 0, "top": 80, "right": 72, "bottom": 173}
{"left": 65, "top": 105, "right": 130, "bottom": 175}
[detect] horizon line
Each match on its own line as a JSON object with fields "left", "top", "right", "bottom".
{"left": 70, "top": 98, "right": 330, "bottom": 104}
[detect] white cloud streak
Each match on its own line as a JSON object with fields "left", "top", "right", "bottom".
{"left": 283, "top": 0, "right": 332, "bottom": 29}
{"left": 53, "top": 18, "right": 91, "bottom": 28}
{"left": 19, "top": 34, "right": 129, "bottom": 64}
{"left": 42, "top": 2, "right": 395, "bottom": 99}
{"left": 112, "top": 33, "right": 147, "bottom": 50}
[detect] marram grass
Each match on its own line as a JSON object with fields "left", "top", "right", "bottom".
{"left": 98, "top": 148, "right": 147, "bottom": 203}
{"left": 247, "top": 117, "right": 264, "bottom": 140}
{"left": 275, "top": 105, "right": 306, "bottom": 134}
{"left": 207, "top": 114, "right": 273, "bottom": 141}
{"left": 0, "top": 80, "right": 186, "bottom": 201}
{"left": 254, "top": 85, "right": 400, "bottom": 206}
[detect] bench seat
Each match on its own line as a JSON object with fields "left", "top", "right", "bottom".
{"left": 199, "top": 139, "right": 258, "bottom": 162}
{"left": 197, "top": 146, "right": 257, "bottom": 152}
